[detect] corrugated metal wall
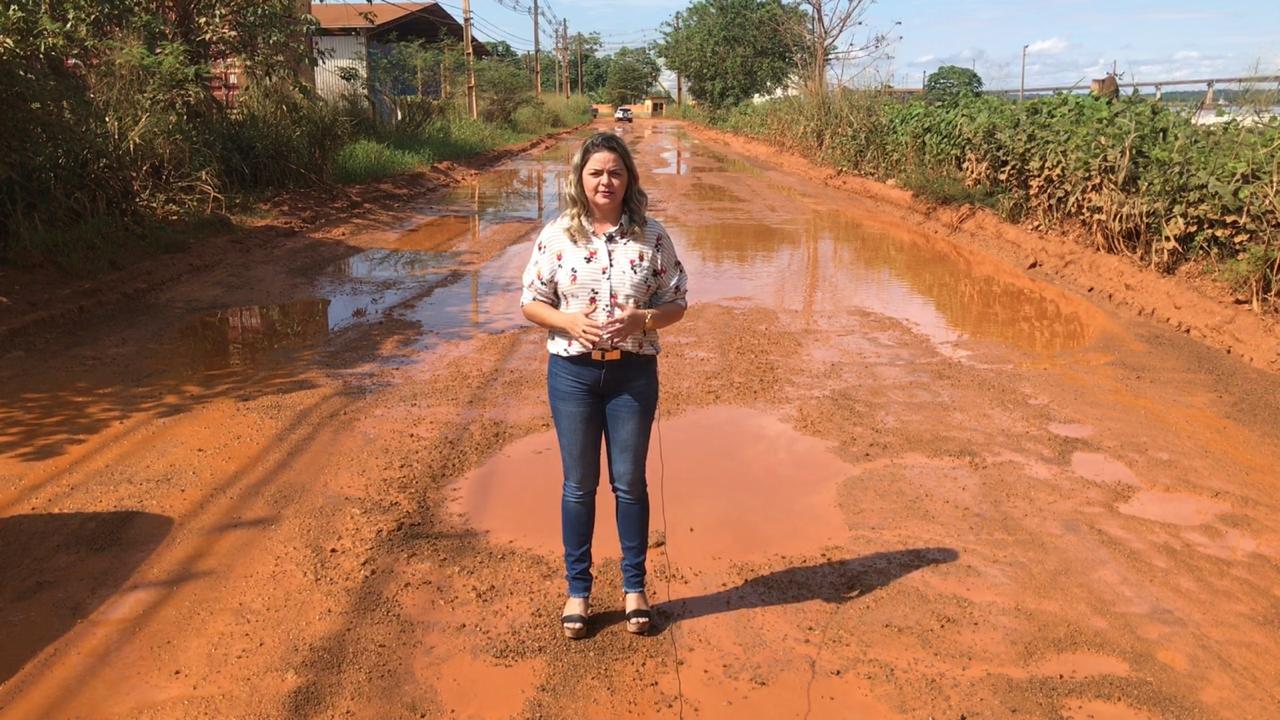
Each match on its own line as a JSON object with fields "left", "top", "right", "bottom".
{"left": 313, "top": 34, "right": 366, "bottom": 101}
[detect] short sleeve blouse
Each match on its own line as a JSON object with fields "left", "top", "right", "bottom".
{"left": 520, "top": 213, "right": 688, "bottom": 356}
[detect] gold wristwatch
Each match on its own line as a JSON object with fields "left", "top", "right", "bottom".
{"left": 643, "top": 309, "right": 656, "bottom": 331}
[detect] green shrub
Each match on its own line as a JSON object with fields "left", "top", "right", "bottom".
{"left": 511, "top": 101, "right": 562, "bottom": 135}
{"left": 332, "top": 140, "right": 425, "bottom": 184}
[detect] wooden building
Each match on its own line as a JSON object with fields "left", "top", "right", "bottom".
{"left": 310, "top": 2, "right": 486, "bottom": 100}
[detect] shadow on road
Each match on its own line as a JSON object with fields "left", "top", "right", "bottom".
{"left": 651, "top": 547, "right": 959, "bottom": 630}
{"left": 0, "top": 511, "right": 173, "bottom": 684}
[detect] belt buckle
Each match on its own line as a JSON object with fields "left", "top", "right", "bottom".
{"left": 591, "top": 349, "right": 622, "bottom": 361}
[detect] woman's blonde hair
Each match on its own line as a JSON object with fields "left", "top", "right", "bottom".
{"left": 563, "top": 132, "right": 648, "bottom": 242}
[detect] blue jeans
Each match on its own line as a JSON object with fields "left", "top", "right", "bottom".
{"left": 548, "top": 352, "right": 658, "bottom": 598}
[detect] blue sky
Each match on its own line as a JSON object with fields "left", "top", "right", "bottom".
{"left": 419, "top": 0, "right": 1279, "bottom": 90}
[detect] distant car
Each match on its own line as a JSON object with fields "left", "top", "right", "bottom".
{"left": 614, "top": 106, "right": 633, "bottom": 122}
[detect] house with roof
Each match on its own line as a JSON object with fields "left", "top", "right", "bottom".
{"left": 310, "top": 1, "right": 487, "bottom": 100}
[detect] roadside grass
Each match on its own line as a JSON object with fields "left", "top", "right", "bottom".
{"left": 898, "top": 169, "right": 1002, "bottom": 209}
{"left": 333, "top": 97, "right": 591, "bottom": 184}
{"left": 332, "top": 140, "right": 427, "bottom": 184}
{"left": 7, "top": 215, "right": 234, "bottom": 276}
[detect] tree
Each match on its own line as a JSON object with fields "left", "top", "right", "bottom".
{"left": 603, "top": 46, "right": 659, "bottom": 106}
{"left": 925, "top": 65, "right": 983, "bottom": 103}
{"left": 791, "top": 0, "right": 898, "bottom": 94}
{"left": 657, "top": 0, "right": 806, "bottom": 109}
{"left": 569, "top": 32, "right": 606, "bottom": 95}
{"left": 485, "top": 40, "right": 519, "bottom": 61}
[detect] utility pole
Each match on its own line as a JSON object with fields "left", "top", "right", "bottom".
{"left": 1020, "top": 43, "right": 1029, "bottom": 102}
{"left": 576, "top": 34, "right": 583, "bottom": 95}
{"left": 532, "top": 0, "right": 541, "bottom": 96}
{"left": 674, "top": 14, "right": 682, "bottom": 105}
{"left": 563, "top": 20, "right": 570, "bottom": 99}
{"left": 462, "top": 0, "right": 477, "bottom": 118}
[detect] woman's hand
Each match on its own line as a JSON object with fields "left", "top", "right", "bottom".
{"left": 559, "top": 310, "right": 603, "bottom": 347}
{"left": 602, "top": 301, "right": 646, "bottom": 344}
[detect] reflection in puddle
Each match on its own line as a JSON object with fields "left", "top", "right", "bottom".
{"left": 436, "top": 165, "right": 566, "bottom": 223}
{"left": 670, "top": 213, "right": 1097, "bottom": 355}
{"left": 182, "top": 299, "right": 330, "bottom": 370}
{"left": 310, "top": 133, "right": 585, "bottom": 343}
{"left": 336, "top": 248, "right": 455, "bottom": 279}
{"left": 324, "top": 247, "right": 460, "bottom": 332}
{"left": 453, "top": 406, "right": 849, "bottom": 567}
{"left": 404, "top": 242, "right": 529, "bottom": 338}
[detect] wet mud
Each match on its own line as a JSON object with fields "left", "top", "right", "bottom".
{"left": 2, "top": 120, "right": 1280, "bottom": 719}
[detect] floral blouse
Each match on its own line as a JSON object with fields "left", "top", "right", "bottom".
{"left": 520, "top": 213, "right": 689, "bottom": 356}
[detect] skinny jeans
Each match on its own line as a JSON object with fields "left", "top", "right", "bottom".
{"left": 547, "top": 352, "right": 658, "bottom": 598}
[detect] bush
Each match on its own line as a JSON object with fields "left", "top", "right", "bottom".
{"left": 511, "top": 101, "right": 562, "bottom": 134}
{"left": 332, "top": 140, "right": 424, "bottom": 184}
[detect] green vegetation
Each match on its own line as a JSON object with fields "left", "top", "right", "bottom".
{"left": 924, "top": 65, "right": 983, "bottom": 104}
{"left": 700, "top": 92, "right": 1280, "bottom": 309}
{"left": 656, "top": 0, "right": 807, "bottom": 109}
{"left": 603, "top": 47, "right": 661, "bottom": 107}
{"left": 1, "top": 2, "right": 588, "bottom": 270}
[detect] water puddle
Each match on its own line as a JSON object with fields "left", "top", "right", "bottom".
{"left": 636, "top": 124, "right": 1109, "bottom": 358}
{"left": 180, "top": 122, "right": 1114, "bottom": 372}
{"left": 1117, "top": 490, "right": 1227, "bottom": 526}
{"left": 1071, "top": 452, "right": 1140, "bottom": 487}
{"left": 667, "top": 212, "right": 1097, "bottom": 356}
{"left": 1049, "top": 422, "right": 1095, "bottom": 439}
{"left": 402, "top": 241, "right": 530, "bottom": 339}
{"left": 181, "top": 299, "right": 330, "bottom": 371}
{"left": 451, "top": 406, "right": 851, "bottom": 567}
{"left": 322, "top": 248, "right": 462, "bottom": 332}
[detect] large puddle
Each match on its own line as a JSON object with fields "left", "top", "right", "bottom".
{"left": 451, "top": 406, "right": 851, "bottom": 566}
{"left": 181, "top": 121, "right": 1112, "bottom": 370}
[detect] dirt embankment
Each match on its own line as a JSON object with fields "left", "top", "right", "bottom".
{"left": 0, "top": 126, "right": 583, "bottom": 348}
{"left": 684, "top": 124, "right": 1280, "bottom": 374}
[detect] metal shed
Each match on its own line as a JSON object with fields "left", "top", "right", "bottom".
{"left": 310, "top": 2, "right": 487, "bottom": 100}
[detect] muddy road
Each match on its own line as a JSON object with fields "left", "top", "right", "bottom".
{"left": 2, "top": 120, "right": 1279, "bottom": 719}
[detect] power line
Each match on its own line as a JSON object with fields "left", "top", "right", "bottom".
{"left": 597, "top": 27, "right": 660, "bottom": 39}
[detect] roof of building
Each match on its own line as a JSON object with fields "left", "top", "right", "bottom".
{"left": 311, "top": 2, "right": 442, "bottom": 29}
{"left": 311, "top": 2, "right": 487, "bottom": 55}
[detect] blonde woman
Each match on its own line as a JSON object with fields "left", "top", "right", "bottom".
{"left": 520, "top": 132, "right": 689, "bottom": 638}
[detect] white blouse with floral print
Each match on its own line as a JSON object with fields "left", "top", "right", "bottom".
{"left": 520, "top": 213, "right": 689, "bottom": 357}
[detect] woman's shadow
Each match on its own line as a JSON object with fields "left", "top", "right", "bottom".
{"left": 644, "top": 547, "right": 959, "bottom": 631}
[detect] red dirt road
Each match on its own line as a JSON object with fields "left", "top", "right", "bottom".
{"left": 2, "top": 120, "right": 1279, "bottom": 719}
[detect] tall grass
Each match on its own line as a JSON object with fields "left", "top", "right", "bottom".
{"left": 332, "top": 95, "right": 591, "bottom": 184}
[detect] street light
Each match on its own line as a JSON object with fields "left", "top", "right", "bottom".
{"left": 1020, "top": 43, "right": 1029, "bottom": 102}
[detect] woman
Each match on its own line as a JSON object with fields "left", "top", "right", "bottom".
{"left": 520, "top": 132, "right": 689, "bottom": 638}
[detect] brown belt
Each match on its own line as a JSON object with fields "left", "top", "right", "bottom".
{"left": 590, "top": 349, "right": 623, "bottom": 361}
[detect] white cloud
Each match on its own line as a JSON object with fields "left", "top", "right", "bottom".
{"left": 1027, "top": 37, "right": 1070, "bottom": 55}
{"left": 915, "top": 54, "right": 936, "bottom": 64}
{"left": 1173, "top": 50, "right": 1203, "bottom": 61}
